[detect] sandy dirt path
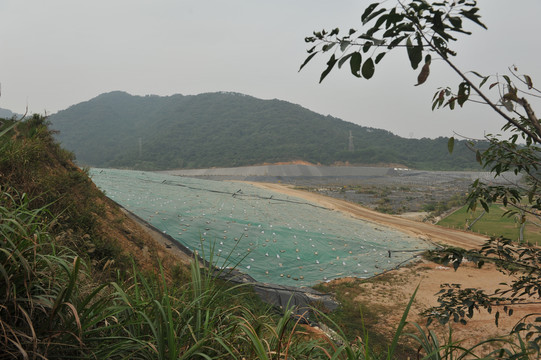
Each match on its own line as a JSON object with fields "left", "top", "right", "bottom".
{"left": 248, "top": 182, "right": 487, "bottom": 249}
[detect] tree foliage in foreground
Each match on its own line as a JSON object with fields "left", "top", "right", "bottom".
{"left": 301, "top": 0, "right": 541, "bottom": 353}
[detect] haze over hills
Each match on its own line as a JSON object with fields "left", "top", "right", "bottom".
{"left": 49, "top": 91, "right": 482, "bottom": 171}
{"left": 0, "top": 108, "right": 19, "bottom": 119}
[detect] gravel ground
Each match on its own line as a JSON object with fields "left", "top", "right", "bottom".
{"left": 164, "top": 165, "right": 522, "bottom": 215}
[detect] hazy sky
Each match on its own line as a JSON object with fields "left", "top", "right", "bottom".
{"left": 1, "top": 1, "right": 539, "bottom": 139}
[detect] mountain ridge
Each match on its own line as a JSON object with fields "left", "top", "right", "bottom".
{"left": 49, "top": 91, "right": 482, "bottom": 171}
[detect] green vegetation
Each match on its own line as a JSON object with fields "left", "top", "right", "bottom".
{"left": 49, "top": 91, "right": 483, "bottom": 171}
{"left": 302, "top": 0, "right": 541, "bottom": 355}
{"left": 3, "top": 114, "right": 492, "bottom": 360}
{"left": 422, "top": 193, "right": 467, "bottom": 217}
{"left": 438, "top": 204, "right": 541, "bottom": 244}
{"left": 3, "top": 0, "right": 541, "bottom": 356}
{"left": 4, "top": 112, "right": 536, "bottom": 358}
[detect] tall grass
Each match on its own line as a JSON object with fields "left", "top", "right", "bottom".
{"left": 0, "top": 189, "right": 105, "bottom": 358}
{"left": 0, "top": 188, "right": 327, "bottom": 359}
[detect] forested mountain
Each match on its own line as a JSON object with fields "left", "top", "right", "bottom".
{"left": 50, "top": 91, "right": 482, "bottom": 170}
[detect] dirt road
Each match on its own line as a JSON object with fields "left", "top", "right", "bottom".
{"left": 250, "top": 182, "right": 487, "bottom": 250}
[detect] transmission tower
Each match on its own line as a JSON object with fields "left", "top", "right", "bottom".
{"left": 348, "top": 130, "right": 354, "bottom": 152}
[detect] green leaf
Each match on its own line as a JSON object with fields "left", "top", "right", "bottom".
{"left": 361, "top": 57, "right": 375, "bottom": 79}
{"left": 447, "top": 137, "right": 455, "bottom": 154}
{"left": 362, "top": 41, "right": 372, "bottom": 53}
{"left": 449, "top": 98, "right": 455, "bottom": 110}
{"left": 299, "top": 52, "right": 317, "bottom": 72}
{"left": 322, "top": 43, "right": 336, "bottom": 52}
{"left": 480, "top": 200, "right": 489, "bottom": 212}
{"left": 479, "top": 76, "right": 489, "bottom": 88}
{"left": 448, "top": 16, "right": 462, "bottom": 29}
{"left": 460, "top": 8, "right": 487, "bottom": 29}
{"left": 337, "top": 53, "right": 354, "bottom": 69}
{"left": 375, "top": 52, "right": 386, "bottom": 64}
{"left": 387, "top": 34, "right": 408, "bottom": 49}
{"left": 406, "top": 37, "right": 422, "bottom": 70}
{"left": 361, "top": 3, "right": 380, "bottom": 23}
{"left": 340, "top": 40, "right": 351, "bottom": 52}
{"left": 349, "top": 52, "right": 362, "bottom": 77}
{"left": 362, "top": 8, "right": 387, "bottom": 25}
{"left": 528, "top": 184, "right": 537, "bottom": 203}
{"left": 319, "top": 54, "right": 337, "bottom": 83}
{"left": 476, "top": 150, "right": 482, "bottom": 164}
{"left": 457, "top": 82, "right": 470, "bottom": 107}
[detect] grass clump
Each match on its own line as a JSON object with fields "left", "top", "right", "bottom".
{"left": 0, "top": 189, "right": 101, "bottom": 357}
{"left": 438, "top": 203, "right": 541, "bottom": 244}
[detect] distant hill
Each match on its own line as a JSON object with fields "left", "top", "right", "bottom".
{"left": 50, "top": 91, "right": 482, "bottom": 171}
{"left": 0, "top": 108, "right": 18, "bottom": 119}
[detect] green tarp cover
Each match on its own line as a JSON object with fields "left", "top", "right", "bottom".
{"left": 90, "top": 168, "right": 432, "bottom": 287}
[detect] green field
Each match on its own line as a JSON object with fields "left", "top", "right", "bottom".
{"left": 438, "top": 204, "right": 541, "bottom": 245}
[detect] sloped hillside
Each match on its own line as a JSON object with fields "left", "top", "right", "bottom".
{"left": 50, "top": 91, "right": 482, "bottom": 170}
{"left": 0, "top": 114, "right": 187, "bottom": 276}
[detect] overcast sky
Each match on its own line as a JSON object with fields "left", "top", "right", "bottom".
{"left": 1, "top": 0, "right": 539, "bottom": 139}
